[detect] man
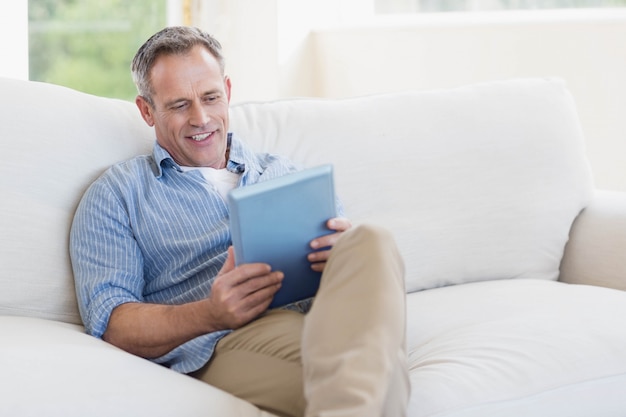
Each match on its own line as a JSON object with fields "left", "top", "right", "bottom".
{"left": 70, "top": 26, "right": 409, "bottom": 417}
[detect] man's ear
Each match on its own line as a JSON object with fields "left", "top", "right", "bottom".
{"left": 135, "top": 95, "right": 155, "bottom": 127}
{"left": 224, "top": 76, "right": 232, "bottom": 103}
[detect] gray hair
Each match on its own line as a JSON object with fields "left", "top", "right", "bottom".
{"left": 131, "top": 26, "right": 225, "bottom": 107}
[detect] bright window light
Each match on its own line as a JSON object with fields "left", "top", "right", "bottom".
{"left": 376, "top": 0, "right": 626, "bottom": 14}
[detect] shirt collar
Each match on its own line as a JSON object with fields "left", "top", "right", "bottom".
{"left": 151, "top": 142, "right": 179, "bottom": 178}
{"left": 227, "top": 133, "right": 263, "bottom": 176}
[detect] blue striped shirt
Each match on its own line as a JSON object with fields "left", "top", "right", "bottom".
{"left": 70, "top": 134, "right": 330, "bottom": 373}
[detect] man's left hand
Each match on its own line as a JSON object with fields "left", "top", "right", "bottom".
{"left": 308, "top": 217, "right": 352, "bottom": 272}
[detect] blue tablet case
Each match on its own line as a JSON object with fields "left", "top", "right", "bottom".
{"left": 227, "top": 164, "right": 337, "bottom": 308}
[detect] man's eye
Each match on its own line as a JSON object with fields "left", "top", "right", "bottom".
{"left": 204, "top": 95, "right": 218, "bottom": 103}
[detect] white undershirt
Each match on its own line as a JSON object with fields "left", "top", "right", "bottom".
{"left": 180, "top": 166, "right": 241, "bottom": 201}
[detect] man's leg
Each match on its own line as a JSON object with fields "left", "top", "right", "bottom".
{"left": 191, "top": 309, "right": 306, "bottom": 417}
{"left": 302, "top": 224, "right": 410, "bottom": 417}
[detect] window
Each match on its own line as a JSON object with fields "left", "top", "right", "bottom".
{"left": 376, "top": 0, "right": 626, "bottom": 14}
{"left": 29, "top": 0, "right": 167, "bottom": 101}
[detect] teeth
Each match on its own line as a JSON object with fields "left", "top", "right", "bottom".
{"left": 191, "top": 133, "right": 210, "bottom": 141}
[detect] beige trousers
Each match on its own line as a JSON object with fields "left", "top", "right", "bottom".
{"left": 191, "top": 224, "right": 409, "bottom": 417}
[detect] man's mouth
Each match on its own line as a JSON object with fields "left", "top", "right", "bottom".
{"left": 190, "top": 132, "right": 213, "bottom": 142}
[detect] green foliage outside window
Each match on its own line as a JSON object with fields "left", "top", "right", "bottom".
{"left": 29, "top": 0, "right": 166, "bottom": 101}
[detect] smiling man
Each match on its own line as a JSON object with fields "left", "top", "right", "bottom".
{"left": 70, "top": 26, "right": 409, "bottom": 417}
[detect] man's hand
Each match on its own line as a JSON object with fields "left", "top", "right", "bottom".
{"left": 307, "top": 217, "right": 352, "bottom": 272}
{"left": 207, "top": 246, "right": 284, "bottom": 330}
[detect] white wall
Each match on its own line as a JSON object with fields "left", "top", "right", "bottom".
{"left": 0, "top": 2, "right": 29, "bottom": 80}
{"left": 191, "top": 0, "right": 374, "bottom": 102}
{"left": 310, "top": 9, "right": 626, "bottom": 192}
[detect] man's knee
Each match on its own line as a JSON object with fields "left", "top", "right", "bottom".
{"left": 337, "top": 224, "right": 404, "bottom": 270}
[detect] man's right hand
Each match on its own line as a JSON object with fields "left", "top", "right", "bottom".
{"left": 207, "top": 246, "right": 284, "bottom": 330}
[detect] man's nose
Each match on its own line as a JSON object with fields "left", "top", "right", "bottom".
{"left": 189, "top": 103, "right": 210, "bottom": 127}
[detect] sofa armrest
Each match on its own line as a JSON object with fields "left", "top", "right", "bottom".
{"left": 559, "top": 190, "right": 626, "bottom": 291}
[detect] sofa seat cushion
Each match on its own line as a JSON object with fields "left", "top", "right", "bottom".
{"left": 405, "top": 279, "right": 626, "bottom": 417}
{"left": 0, "top": 316, "right": 276, "bottom": 417}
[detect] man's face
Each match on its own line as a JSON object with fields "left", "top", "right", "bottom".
{"left": 136, "top": 45, "right": 231, "bottom": 168}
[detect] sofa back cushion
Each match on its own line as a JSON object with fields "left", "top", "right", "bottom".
{"left": 0, "top": 78, "right": 153, "bottom": 324}
{"left": 0, "top": 77, "right": 593, "bottom": 324}
{"left": 229, "top": 78, "right": 594, "bottom": 293}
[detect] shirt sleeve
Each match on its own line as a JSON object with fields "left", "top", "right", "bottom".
{"left": 70, "top": 177, "right": 145, "bottom": 338}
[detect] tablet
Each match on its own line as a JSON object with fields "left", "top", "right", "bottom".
{"left": 227, "top": 164, "right": 337, "bottom": 308}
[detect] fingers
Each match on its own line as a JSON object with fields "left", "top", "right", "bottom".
{"left": 238, "top": 271, "right": 284, "bottom": 299}
{"left": 328, "top": 217, "right": 352, "bottom": 232}
{"left": 308, "top": 247, "right": 332, "bottom": 272}
{"left": 309, "top": 261, "right": 327, "bottom": 273}
{"left": 218, "top": 246, "right": 236, "bottom": 275}
{"left": 219, "top": 246, "right": 278, "bottom": 287}
{"left": 308, "top": 248, "right": 330, "bottom": 262}
{"left": 220, "top": 260, "right": 274, "bottom": 286}
{"left": 235, "top": 276, "right": 282, "bottom": 317}
{"left": 210, "top": 263, "right": 283, "bottom": 329}
{"left": 214, "top": 266, "right": 283, "bottom": 302}
{"left": 310, "top": 217, "right": 352, "bottom": 250}
{"left": 307, "top": 217, "right": 352, "bottom": 272}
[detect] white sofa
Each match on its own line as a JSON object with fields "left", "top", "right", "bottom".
{"left": 1, "top": 76, "right": 626, "bottom": 417}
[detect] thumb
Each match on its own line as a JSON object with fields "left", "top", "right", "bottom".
{"left": 219, "top": 246, "right": 236, "bottom": 275}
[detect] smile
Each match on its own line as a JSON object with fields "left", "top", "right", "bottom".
{"left": 190, "top": 132, "right": 212, "bottom": 141}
